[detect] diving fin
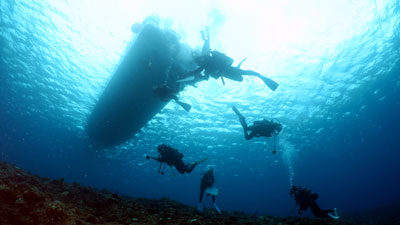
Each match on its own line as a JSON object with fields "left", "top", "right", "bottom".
{"left": 175, "top": 100, "right": 192, "bottom": 112}
{"left": 232, "top": 106, "right": 241, "bottom": 117}
{"left": 232, "top": 106, "right": 245, "bottom": 121}
{"left": 196, "top": 158, "right": 208, "bottom": 164}
{"left": 328, "top": 213, "right": 340, "bottom": 220}
{"left": 328, "top": 208, "right": 340, "bottom": 220}
{"left": 213, "top": 203, "right": 221, "bottom": 214}
{"left": 256, "top": 74, "right": 279, "bottom": 91}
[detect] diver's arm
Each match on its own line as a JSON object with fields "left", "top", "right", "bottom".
{"left": 146, "top": 155, "right": 162, "bottom": 162}
{"left": 230, "top": 67, "right": 279, "bottom": 91}
{"left": 199, "top": 189, "right": 205, "bottom": 203}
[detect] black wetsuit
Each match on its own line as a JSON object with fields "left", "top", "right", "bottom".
{"left": 290, "top": 186, "right": 334, "bottom": 218}
{"left": 200, "top": 170, "right": 215, "bottom": 203}
{"left": 244, "top": 119, "right": 282, "bottom": 140}
{"left": 232, "top": 106, "right": 282, "bottom": 140}
{"left": 199, "top": 50, "right": 258, "bottom": 82}
{"left": 309, "top": 201, "right": 334, "bottom": 218}
{"left": 177, "top": 29, "right": 278, "bottom": 91}
{"left": 147, "top": 144, "right": 198, "bottom": 174}
{"left": 181, "top": 40, "right": 261, "bottom": 84}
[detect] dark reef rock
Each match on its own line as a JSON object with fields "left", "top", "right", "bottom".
{"left": 0, "top": 161, "right": 396, "bottom": 225}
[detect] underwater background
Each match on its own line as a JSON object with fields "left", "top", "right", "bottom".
{"left": 1, "top": 0, "right": 399, "bottom": 217}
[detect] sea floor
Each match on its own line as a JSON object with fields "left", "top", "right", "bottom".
{"left": 0, "top": 161, "right": 397, "bottom": 225}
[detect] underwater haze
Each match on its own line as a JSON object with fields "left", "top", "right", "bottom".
{"left": 1, "top": 0, "right": 400, "bottom": 217}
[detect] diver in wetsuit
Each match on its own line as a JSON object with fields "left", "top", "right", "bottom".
{"left": 146, "top": 144, "right": 207, "bottom": 175}
{"left": 199, "top": 169, "right": 215, "bottom": 204}
{"left": 177, "top": 29, "right": 279, "bottom": 91}
{"left": 232, "top": 106, "right": 282, "bottom": 153}
{"left": 290, "top": 185, "right": 340, "bottom": 220}
{"left": 152, "top": 83, "right": 191, "bottom": 112}
{"left": 197, "top": 168, "right": 221, "bottom": 214}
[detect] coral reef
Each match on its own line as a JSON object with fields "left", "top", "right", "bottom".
{"left": 0, "top": 161, "right": 395, "bottom": 225}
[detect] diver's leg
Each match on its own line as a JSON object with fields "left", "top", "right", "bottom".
{"left": 323, "top": 209, "right": 334, "bottom": 214}
{"left": 199, "top": 190, "right": 205, "bottom": 203}
{"left": 147, "top": 156, "right": 161, "bottom": 162}
{"left": 197, "top": 191, "right": 205, "bottom": 212}
{"left": 232, "top": 106, "right": 248, "bottom": 129}
{"left": 310, "top": 202, "right": 328, "bottom": 218}
{"left": 212, "top": 196, "right": 221, "bottom": 214}
{"left": 240, "top": 69, "right": 261, "bottom": 76}
{"left": 241, "top": 69, "right": 279, "bottom": 91}
{"left": 245, "top": 131, "right": 255, "bottom": 140}
{"left": 232, "top": 106, "right": 252, "bottom": 139}
{"left": 176, "top": 166, "right": 186, "bottom": 174}
{"left": 174, "top": 161, "right": 187, "bottom": 174}
{"left": 172, "top": 96, "right": 192, "bottom": 112}
{"left": 187, "top": 157, "right": 208, "bottom": 173}
{"left": 221, "top": 69, "right": 244, "bottom": 82}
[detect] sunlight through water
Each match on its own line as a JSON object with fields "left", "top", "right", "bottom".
{"left": 1, "top": 0, "right": 399, "bottom": 215}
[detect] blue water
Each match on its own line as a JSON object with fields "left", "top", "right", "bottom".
{"left": 1, "top": 0, "right": 400, "bottom": 217}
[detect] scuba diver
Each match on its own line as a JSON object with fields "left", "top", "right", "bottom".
{"left": 146, "top": 144, "right": 207, "bottom": 175}
{"left": 232, "top": 106, "right": 282, "bottom": 153}
{"left": 152, "top": 83, "right": 191, "bottom": 112}
{"left": 290, "top": 185, "right": 340, "bottom": 220}
{"left": 177, "top": 28, "right": 279, "bottom": 91}
{"left": 197, "top": 168, "right": 221, "bottom": 214}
